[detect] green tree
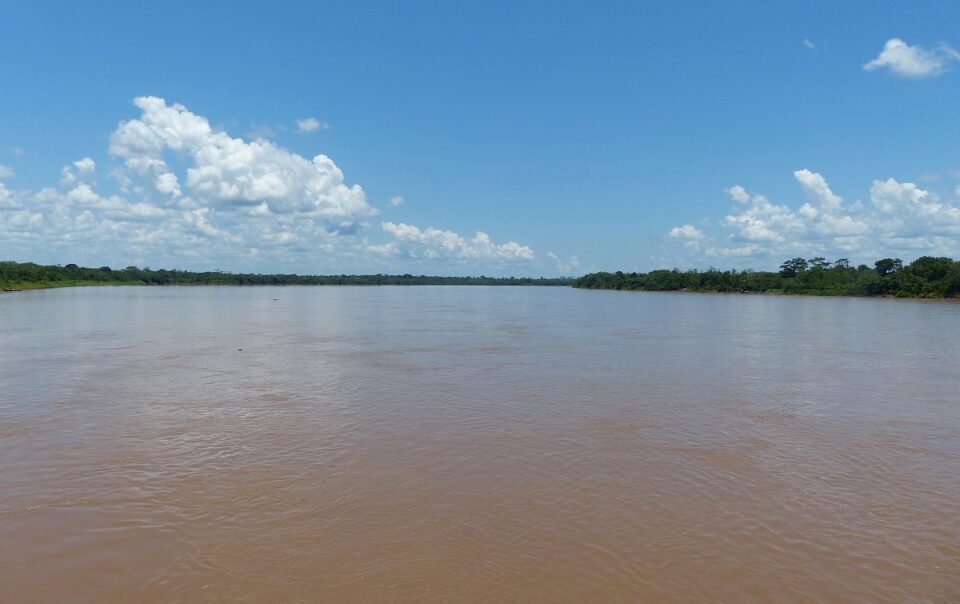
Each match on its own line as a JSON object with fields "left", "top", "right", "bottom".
{"left": 874, "top": 258, "right": 902, "bottom": 276}
{"left": 779, "top": 258, "right": 808, "bottom": 278}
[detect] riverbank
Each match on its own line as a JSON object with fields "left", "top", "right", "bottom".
{"left": 574, "top": 256, "right": 960, "bottom": 299}
{"left": 579, "top": 286, "right": 960, "bottom": 302}
{"left": 1, "top": 278, "right": 574, "bottom": 292}
{"left": 574, "top": 282, "right": 960, "bottom": 300}
{"left": 2, "top": 280, "right": 143, "bottom": 292}
{"left": 0, "top": 261, "right": 573, "bottom": 292}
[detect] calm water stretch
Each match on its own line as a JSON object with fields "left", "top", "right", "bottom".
{"left": 1, "top": 286, "right": 958, "bottom": 603}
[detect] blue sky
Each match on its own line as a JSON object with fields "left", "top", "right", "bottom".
{"left": 3, "top": 1, "right": 960, "bottom": 275}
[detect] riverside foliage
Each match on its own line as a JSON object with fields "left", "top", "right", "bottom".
{"left": 0, "top": 261, "right": 573, "bottom": 291}
{"left": 574, "top": 257, "right": 960, "bottom": 298}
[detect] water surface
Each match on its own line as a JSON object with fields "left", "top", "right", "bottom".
{"left": 1, "top": 286, "right": 958, "bottom": 602}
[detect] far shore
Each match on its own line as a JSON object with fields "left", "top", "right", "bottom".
{"left": 4, "top": 257, "right": 960, "bottom": 300}
{"left": 5, "top": 280, "right": 960, "bottom": 303}
{"left": 579, "top": 286, "right": 960, "bottom": 302}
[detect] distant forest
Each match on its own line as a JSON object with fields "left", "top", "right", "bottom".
{"left": 0, "top": 261, "right": 573, "bottom": 291}
{"left": 5, "top": 257, "right": 960, "bottom": 298}
{"left": 574, "top": 256, "right": 960, "bottom": 298}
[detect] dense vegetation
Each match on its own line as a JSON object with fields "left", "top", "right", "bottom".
{"left": 575, "top": 256, "right": 960, "bottom": 298}
{"left": 6, "top": 257, "right": 960, "bottom": 298}
{"left": 0, "top": 261, "right": 573, "bottom": 291}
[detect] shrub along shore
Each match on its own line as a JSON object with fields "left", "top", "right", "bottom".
{"left": 0, "top": 261, "right": 572, "bottom": 291}
{"left": 574, "top": 257, "right": 960, "bottom": 298}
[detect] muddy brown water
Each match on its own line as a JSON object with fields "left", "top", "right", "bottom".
{"left": 1, "top": 286, "right": 958, "bottom": 602}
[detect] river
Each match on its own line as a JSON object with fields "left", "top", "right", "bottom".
{"left": 1, "top": 286, "right": 958, "bottom": 602}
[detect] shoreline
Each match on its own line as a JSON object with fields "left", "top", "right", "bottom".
{"left": 5, "top": 280, "right": 959, "bottom": 302}
{"left": 1, "top": 281, "right": 571, "bottom": 293}
{"left": 572, "top": 285, "right": 960, "bottom": 302}
{"left": 1, "top": 262, "right": 574, "bottom": 291}
{"left": 574, "top": 259, "right": 960, "bottom": 301}
{"left": 2, "top": 281, "right": 142, "bottom": 293}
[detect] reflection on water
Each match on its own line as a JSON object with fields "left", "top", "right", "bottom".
{"left": 1, "top": 286, "right": 958, "bottom": 602}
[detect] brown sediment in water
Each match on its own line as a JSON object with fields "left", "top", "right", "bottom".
{"left": 1, "top": 286, "right": 958, "bottom": 602}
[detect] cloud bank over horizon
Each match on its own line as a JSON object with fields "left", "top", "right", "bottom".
{"left": 0, "top": 97, "right": 540, "bottom": 275}
{"left": 666, "top": 169, "right": 960, "bottom": 268}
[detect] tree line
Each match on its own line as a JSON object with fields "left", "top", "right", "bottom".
{"left": 574, "top": 256, "right": 960, "bottom": 298}
{"left": 0, "top": 261, "right": 573, "bottom": 291}
{"left": 6, "top": 257, "right": 960, "bottom": 298}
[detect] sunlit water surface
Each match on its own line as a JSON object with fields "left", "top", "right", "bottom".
{"left": 1, "top": 286, "right": 958, "bottom": 603}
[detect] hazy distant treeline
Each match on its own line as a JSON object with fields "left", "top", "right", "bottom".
{"left": 7, "top": 257, "right": 960, "bottom": 298}
{"left": 574, "top": 256, "right": 960, "bottom": 298}
{"left": 0, "top": 261, "right": 573, "bottom": 290}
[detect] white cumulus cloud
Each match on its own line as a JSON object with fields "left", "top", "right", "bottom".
{"left": 667, "top": 224, "right": 705, "bottom": 251}
{"left": 794, "top": 168, "right": 842, "bottom": 210}
{"left": 668, "top": 169, "right": 960, "bottom": 264}
{"left": 296, "top": 117, "right": 327, "bottom": 133}
{"left": 0, "top": 181, "right": 17, "bottom": 209}
{"left": 110, "top": 97, "right": 372, "bottom": 219}
{"left": 155, "top": 172, "right": 182, "bottom": 198}
{"left": 864, "top": 38, "right": 959, "bottom": 78}
{"left": 60, "top": 157, "right": 96, "bottom": 187}
{"left": 0, "top": 96, "right": 539, "bottom": 274}
{"left": 374, "top": 222, "right": 535, "bottom": 261}
{"left": 870, "top": 177, "right": 960, "bottom": 233}
{"left": 726, "top": 185, "right": 750, "bottom": 204}
{"left": 667, "top": 224, "right": 704, "bottom": 241}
